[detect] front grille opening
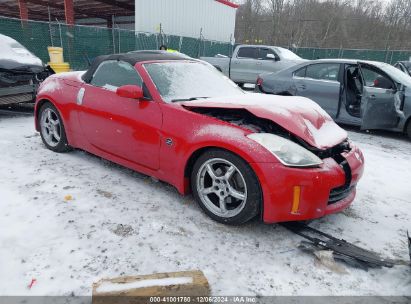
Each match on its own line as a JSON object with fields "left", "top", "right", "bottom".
{"left": 329, "top": 186, "right": 354, "bottom": 205}
{"left": 328, "top": 153, "right": 353, "bottom": 205}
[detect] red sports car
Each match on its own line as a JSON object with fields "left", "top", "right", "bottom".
{"left": 34, "top": 51, "right": 364, "bottom": 225}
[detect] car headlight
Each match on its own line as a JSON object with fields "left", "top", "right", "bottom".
{"left": 247, "top": 133, "right": 323, "bottom": 167}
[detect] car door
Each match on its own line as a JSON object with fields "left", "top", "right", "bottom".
{"left": 77, "top": 60, "right": 162, "bottom": 170}
{"left": 359, "top": 63, "right": 400, "bottom": 130}
{"left": 230, "top": 46, "right": 259, "bottom": 83}
{"left": 257, "top": 47, "right": 283, "bottom": 74}
{"left": 293, "top": 63, "right": 342, "bottom": 117}
{"left": 256, "top": 47, "right": 292, "bottom": 75}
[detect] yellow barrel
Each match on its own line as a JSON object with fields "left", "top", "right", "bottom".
{"left": 48, "top": 62, "right": 70, "bottom": 73}
{"left": 47, "top": 47, "right": 64, "bottom": 63}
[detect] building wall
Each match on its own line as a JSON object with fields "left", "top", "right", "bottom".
{"left": 135, "top": 0, "right": 236, "bottom": 43}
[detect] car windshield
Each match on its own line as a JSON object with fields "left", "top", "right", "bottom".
{"left": 274, "top": 47, "right": 302, "bottom": 60}
{"left": 144, "top": 61, "right": 244, "bottom": 102}
{"left": 372, "top": 62, "right": 411, "bottom": 86}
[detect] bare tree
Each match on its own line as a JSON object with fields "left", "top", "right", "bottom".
{"left": 235, "top": 0, "right": 411, "bottom": 50}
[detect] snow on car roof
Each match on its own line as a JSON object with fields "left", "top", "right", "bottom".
{"left": 82, "top": 51, "right": 191, "bottom": 83}
{"left": 0, "top": 33, "right": 43, "bottom": 70}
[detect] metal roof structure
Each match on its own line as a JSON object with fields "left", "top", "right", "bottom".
{"left": 0, "top": 0, "right": 134, "bottom": 25}
{"left": 0, "top": 0, "right": 239, "bottom": 26}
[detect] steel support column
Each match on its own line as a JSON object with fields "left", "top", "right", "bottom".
{"left": 64, "top": 0, "right": 75, "bottom": 25}
{"left": 18, "top": 0, "right": 29, "bottom": 21}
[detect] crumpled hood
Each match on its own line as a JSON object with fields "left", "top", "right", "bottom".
{"left": 181, "top": 93, "right": 347, "bottom": 149}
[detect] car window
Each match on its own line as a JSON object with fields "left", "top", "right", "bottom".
{"left": 294, "top": 67, "right": 306, "bottom": 77}
{"left": 360, "top": 67, "right": 394, "bottom": 89}
{"left": 91, "top": 60, "right": 143, "bottom": 89}
{"left": 237, "top": 47, "right": 258, "bottom": 59}
{"left": 305, "top": 63, "right": 340, "bottom": 81}
{"left": 258, "top": 48, "right": 277, "bottom": 60}
{"left": 144, "top": 61, "right": 244, "bottom": 103}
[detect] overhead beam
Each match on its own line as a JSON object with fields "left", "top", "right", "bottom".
{"left": 92, "top": 0, "right": 134, "bottom": 11}
{"left": 0, "top": 3, "right": 52, "bottom": 19}
{"left": 26, "top": 0, "right": 110, "bottom": 20}
{"left": 26, "top": 0, "right": 65, "bottom": 9}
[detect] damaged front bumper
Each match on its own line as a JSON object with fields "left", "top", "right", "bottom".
{"left": 252, "top": 143, "right": 364, "bottom": 223}
{"left": 0, "top": 65, "right": 54, "bottom": 106}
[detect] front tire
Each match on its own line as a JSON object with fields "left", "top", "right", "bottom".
{"left": 191, "top": 149, "right": 261, "bottom": 225}
{"left": 39, "top": 102, "right": 71, "bottom": 152}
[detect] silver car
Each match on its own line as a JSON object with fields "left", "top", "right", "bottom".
{"left": 256, "top": 59, "right": 411, "bottom": 139}
{"left": 394, "top": 61, "right": 411, "bottom": 77}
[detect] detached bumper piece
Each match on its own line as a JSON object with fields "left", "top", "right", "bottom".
{"left": 282, "top": 222, "right": 410, "bottom": 270}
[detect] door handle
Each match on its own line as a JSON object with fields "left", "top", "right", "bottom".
{"left": 256, "top": 62, "right": 262, "bottom": 65}
{"left": 298, "top": 84, "right": 306, "bottom": 90}
{"left": 369, "top": 94, "right": 376, "bottom": 100}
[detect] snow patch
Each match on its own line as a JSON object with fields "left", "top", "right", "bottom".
{"left": 39, "top": 80, "right": 62, "bottom": 93}
{"left": 96, "top": 277, "right": 193, "bottom": 293}
{"left": 303, "top": 118, "right": 346, "bottom": 148}
{"left": 0, "top": 116, "right": 409, "bottom": 296}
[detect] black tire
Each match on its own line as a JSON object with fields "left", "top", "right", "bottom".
{"left": 407, "top": 121, "right": 411, "bottom": 140}
{"left": 191, "top": 149, "right": 261, "bottom": 225}
{"left": 38, "top": 102, "right": 72, "bottom": 153}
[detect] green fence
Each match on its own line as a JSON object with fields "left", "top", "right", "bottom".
{"left": 0, "top": 16, "right": 234, "bottom": 70}
{"left": 1, "top": 16, "right": 410, "bottom": 71}
{"left": 294, "top": 47, "right": 411, "bottom": 64}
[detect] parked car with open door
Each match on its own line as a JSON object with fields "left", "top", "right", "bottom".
{"left": 256, "top": 59, "right": 411, "bottom": 139}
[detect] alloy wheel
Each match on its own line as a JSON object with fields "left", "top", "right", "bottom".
{"left": 196, "top": 158, "right": 248, "bottom": 218}
{"left": 40, "top": 108, "right": 61, "bottom": 147}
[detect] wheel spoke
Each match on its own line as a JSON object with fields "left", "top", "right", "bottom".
{"left": 206, "top": 164, "right": 218, "bottom": 180}
{"left": 47, "top": 130, "right": 54, "bottom": 142}
{"left": 50, "top": 118, "right": 59, "bottom": 126}
{"left": 201, "top": 187, "right": 214, "bottom": 195}
{"left": 47, "top": 110, "right": 52, "bottom": 121}
{"left": 228, "top": 187, "right": 245, "bottom": 201}
{"left": 53, "top": 130, "right": 61, "bottom": 141}
{"left": 219, "top": 197, "right": 227, "bottom": 213}
{"left": 224, "top": 165, "right": 235, "bottom": 179}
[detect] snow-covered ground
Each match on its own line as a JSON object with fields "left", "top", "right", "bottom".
{"left": 0, "top": 112, "right": 410, "bottom": 296}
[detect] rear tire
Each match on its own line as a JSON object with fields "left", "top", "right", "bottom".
{"left": 38, "top": 102, "right": 72, "bottom": 153}
{"left": 191, "top": 149, "right": 261, "bottom": 225}
{"left": 407, "top": 121, "right": 411, "bottom": 140}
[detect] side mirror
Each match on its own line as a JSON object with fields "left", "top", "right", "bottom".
{"left": 266, "top": 54, "right": 276, "bottom": 60}
{"left": 116, "top": 85, "right": 144, "bottom": 99}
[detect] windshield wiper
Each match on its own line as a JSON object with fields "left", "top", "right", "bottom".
{"left": 171, "top": 97, "right": 210, "bottom": 102}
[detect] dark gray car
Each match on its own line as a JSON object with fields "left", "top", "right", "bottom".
{"left": 255, "top": 59, "right": 411, "bottom": 139}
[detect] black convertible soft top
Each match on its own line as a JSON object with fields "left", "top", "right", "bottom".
{"left": 82, "top": 51, "right": 191, "bottom": 83}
